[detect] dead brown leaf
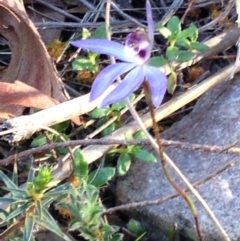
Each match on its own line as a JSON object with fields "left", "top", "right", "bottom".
{"left": 0, "top": 0, "right": 68, "bottom": 120}
{"left": 0, "top": 80, "right": 57, "bottom": 108}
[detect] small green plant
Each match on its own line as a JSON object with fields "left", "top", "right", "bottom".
{"left": 0, "top": 149, "right": 121, "bottom": 241}
{"left": 56, "top": 149, "right": 122, "bottom": 241}
{"left": 0, "top": 167, "right": 71, "bottom": 241}
{"left": 73, "top": 149, "right": 116, "bottom": 187}
{"left": 126, "top": 219, "right": 146, "bottom": 241}
{"left": 109, "top": 132, "right": 157, "bottom": 176}
{"left": 149, "top": 16, "right": 209, "bottom": 93}
{"left": 90, "top": 94, "right": 135, "bottom": 136}
{"left": 57, "top": 181, "right": 122, "bottom": 241}
{"left": 158, "top": 16, "right": 208, "bottom": 62}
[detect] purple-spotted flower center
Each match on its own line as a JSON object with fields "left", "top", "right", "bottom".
{"left": 124, "top": 30, "right": 152, "bottom": 65}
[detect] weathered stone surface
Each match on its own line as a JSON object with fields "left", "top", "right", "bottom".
{"left": 116, "top": 76, "right": 240, "bottom": 241}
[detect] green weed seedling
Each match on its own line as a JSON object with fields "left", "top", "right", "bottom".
{"left": 0, "top": 149, "right": 121, "bottom": 241}
{"left": 108, "top": 131, "right": 157, "bottom": 176}
{"left": 126, "top": 219, "right": 146, "bottom": 241}
{"left": 73, "top": 149, "right": 116, "bottom": 188}
{"left": 56, "top": 149, "right": 122, "bottom": 241}
{"left": 0, "top": 166, "right": 71, "bottom": 241}
{"left": 149, "top": 16, "right": 209, "bottom": 94}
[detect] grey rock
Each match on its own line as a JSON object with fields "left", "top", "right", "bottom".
{"left": 116, "top": 76, "right": 240, "bottom": 241}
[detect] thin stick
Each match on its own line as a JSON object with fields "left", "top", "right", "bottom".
{"left": 2, "top": 138, "right": 240, "bottom": 166}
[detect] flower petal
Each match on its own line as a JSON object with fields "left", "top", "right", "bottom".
{"left": 100, "top": 66, "right": 144, "bottom": 107}
{"left": 124, "top": 31, "right": 151, "bottom": 65}
{"left": 71, "top": 39, "right": 131, "bottom": 62}
{"left": 143, "top": 65, "right": 167, "bottom": 107}
{"left": 90, "top": 63, "right": 136, "bottom": 101}
{"left": 146, "top": 0, "right": 154, "bottom": 45}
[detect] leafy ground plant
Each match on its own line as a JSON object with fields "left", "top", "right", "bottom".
{"left": 108, "top": 131, "right": 157, "bottom": 176}
{"left": 57, "top": 149, "right": 122, "bottom": 241}
{"left": 0, "top": 149, "right": 121, "bottom": 241}
{"left": 0, "top": 167, "right": 71, "bottom": 241}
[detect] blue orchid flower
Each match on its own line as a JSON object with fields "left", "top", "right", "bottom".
{"left": 71, "top": 0, "right": 167, "bottom": 107}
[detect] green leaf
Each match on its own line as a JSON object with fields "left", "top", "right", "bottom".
{"left": 177, "top": 24, "right": 198, "bottom": 40}
{"left": 148, "top": 56, "right": 167, "bottom": 67}
{"left": 47, "top": 182, "right": 70, "bottom": 194}
{"left": 111, "top": 94, "right": 135, "bottom": 111}
{"left": 167, "top": 16, "right": 181, "bottom": 35}
{"left": 157, "top": 25, "right": 172, "bottom": 39}
{"left": 190, "top": 42, "right": 209, "bottom": 52}
{"left": 92, "top": 24, "right": 108, "bottom": 39}
{"left": 0, "top": 197, "right": 19, "bottom": 203}
{"left": 6, "top": 202, "right": 31, "bottom": 221}
{"left": 44, "top": 189, "right": 69, "bottom": 200}
{"left": 72, "top": 58, "right": 97, "bottom": 73}
{"left": 27, "top": 166, "right": 35, "bottom": 183}
{"left": 0, "top": 208, "right": 8, "bottom": 221}
{"left": 109, "top": 233, "right": 123, "bottom": 241}
{"left": 189, "top": 27, "right": 198, "bottom": 42}
{"left": 111, "top": 101, "right": 127, "bottom": 111}
{"left": 30, "top": 134, "right": 47, "bottom": 147}
{"left": 166, "top": 46, "right": 179, "bottom": 61}
{"left": 135, "top": 149, "right": 157, "bottom": 163}
{"left": 167, "top": 72, "right": 177, "bottom": 94}
{"left": 102, "top": 122, "right": 116, "bottom": 136}
{"left": 127, "top": 145, "right": 139, "bottom": 154}
{"left": 73, "top": 149, "right": 88, "bottom": 179}
{"left": 23, "top": 215, "right": 35, "bottom": 241}
{"left": 175, "top": 39, "right": 190, "bottom": 48}
{"left": 117, "top": 153, "right": 131, "bottom": 176}
{"left": 36, "top": 200, "right": 43, "bottom": 219}
{"left": 125, "top": 132, "right": 134, "bottom": 141}
{"left": 90, "top": 108, "right": 111, "bottom": 118}
{"left": 89, "top": 167, "right": 115, "bottom": 187}
{"left": 52, "top": 121, "right": 69, "bottom": 133}
{"left": 82, "top": 28, "right": 91, "bottom": 39}
{"left": 36, "top": 207, "right": 72, "bottom": 241}
{"left": 133, "top": 131, "right": 147, "bottom": 140}
{"left": 177, "top": 50, "right": 194, "bottom": 63}
{"left": 127, "top": 219, "right": 144, "bottom": 236}
{"left": 2, "top": 187, "right": 27, "bottom": 199}
{"left": 0, "top": 170, "right": 18, "bottom": 189}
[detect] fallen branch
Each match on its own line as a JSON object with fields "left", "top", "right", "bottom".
{"left": 2, "top": 137, "right": 240, "bottom": 166}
